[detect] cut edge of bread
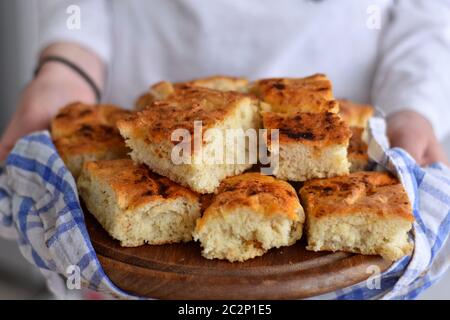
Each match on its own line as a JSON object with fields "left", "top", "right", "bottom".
{"left": 78, "top": 168, "right": 201, "bottom": 247}
{"left": 306, "top": 213, "right": 413, "bottom": 261}
{"left": 193, "top": 207, "right": 304, "bottom": 262}
{"left": 119, "top": 97, "right": 261, "bottom": 193}
{"left": 272, "top": 142, "right": 350, "bottom": 181}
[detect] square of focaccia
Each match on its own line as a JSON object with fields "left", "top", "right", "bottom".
{"left": 338, "top": 99, "right": 374, "bottom": 128}
{"left": 251, "top": 74, "right": 339, "bottom": 114}
{"left": 193, "top": 173, "right": 305, "bottom": 262}
{"left": 119, "top": 86, "right": 261, "bottom": 194}
{"left": 262, "top": 111, "right": 351, "bottom": 181}
{"left": 51, "top": 102, "right": 132, "bottom": 139}
{"left": 349, "top": 127, "right": 370, "bottom": 172}
{"left": 51, "top": 103, "right": 132, "bottom": 178}
{"left": 54, "top": 124, "right": 129, "bottom": 178}
{"left": 135, "top": 76, "right": 249, "bottom": 110}
{"left": 299, "top": 172, "right": 414, "bottom": 261}
{"left": 78, "top": 159, "right": 201, "bottom": 247}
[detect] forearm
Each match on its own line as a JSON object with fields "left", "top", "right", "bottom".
{"left": 38, "top": 42, "right": 106, "bottom": 103}
{"left": 0, "top": 42, "right": 105, "bottom": 160}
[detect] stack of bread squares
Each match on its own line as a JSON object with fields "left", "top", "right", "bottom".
{"left": 252, "top": 74, "right": 351, "bottom": 181}
{"left": 118, "top": 85, "right": 261, "bottom": 194}
{"left": 50, "top": 74, "right": 414, "bottom": 264}
{"left": 52, "top": 103, "right": 203, "bottom": 248}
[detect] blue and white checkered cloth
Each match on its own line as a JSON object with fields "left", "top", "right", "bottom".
{"left": 0, "top": 118, "right": 449, "bottom": 299}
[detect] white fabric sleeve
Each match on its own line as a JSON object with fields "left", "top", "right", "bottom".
{"left": 372, "top": 0, "right": 450, "bottom": 140}
{"left": 37, "top": 0, "right": 111, "bottom": 64}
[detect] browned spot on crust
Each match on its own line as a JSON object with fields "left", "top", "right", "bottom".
{"left": 134, "top": 76, "right": 249, "bottom": 110}
{"left": 118, "top": 86, "right": 255, "bottom": 145}
{"left": 51, "top": 103, "right": 136, "bottom": 171}
{"left": 82, "top": 159, "right": 199, "bottom": 210}
{"left": 299, "top": 172, "right": 414, "bottom": 221}
{"left": 197, "top": 173, "right": 303, "bottom": 230}
{"left": 263, "top": 111, "right": 351, "bottom": 146}
{"left": 251, "top": 74, "right": 339, "bottom": 114}
{"left": 51, "top": 102, "right": 133, "bottom": 140}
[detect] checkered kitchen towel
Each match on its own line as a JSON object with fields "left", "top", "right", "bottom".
{"left": 0, "top": 119, "right": 449, "bottom": 299}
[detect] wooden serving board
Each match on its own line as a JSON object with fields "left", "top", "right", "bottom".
{"left": 85, "top": 213, "right": 392, "bottom": 299}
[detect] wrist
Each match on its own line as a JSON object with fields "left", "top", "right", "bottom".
{"left": 38, "top": 42, "right": 105, "bottom": 102}
{"left": 40, "top": 43, "right": 104, "bottom": 86}
{"left": 35, "top": 62, "right": 97, "bottom": 104}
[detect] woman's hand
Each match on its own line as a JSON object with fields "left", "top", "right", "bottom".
{"left": 0, "top": 43, "right": 104, "bottom": 161}
{"left": 387, "top": 110, "right": 449, "bottom": 166}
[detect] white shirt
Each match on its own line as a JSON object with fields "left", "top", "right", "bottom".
{"left": 38, "top": 0, "right": 450, "bottom": 139}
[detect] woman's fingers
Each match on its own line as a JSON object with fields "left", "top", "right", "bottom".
{"left": 387, "top": 110, "right": 449, "bottom": 167}
{"left": 0, "top": 61, "right": 99, "bottom": 161}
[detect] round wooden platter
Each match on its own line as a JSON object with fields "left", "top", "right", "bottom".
{"left": 84, "top": 213, "right": 391, "bottom": 300}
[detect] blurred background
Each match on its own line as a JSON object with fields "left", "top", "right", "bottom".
{"left": 0, "top": 0, "right": 449, "bottom": 299}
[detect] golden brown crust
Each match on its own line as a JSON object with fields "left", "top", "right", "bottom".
{"left": 51, "top": 103, "right": 102, "bottom": 139}
{"left": 299, "top": 172, "right": 414, "bottom": 221}
{"left": 338, "top": 99, "right": 374, "bottom": 128}
{"left": 54, "top": 124, "right": 125, "bottom": 154}
{"left": 134, "top": 76, "right": 249, "bottom": 110}
{"left": 120, "top": 86, "right": 255, "bottom": 143}
{"left": 197, "top": 173, "right": 302, "bottom": 230}
{"left": 51, "top": 103, "right": 132, "bottom": 176}
{"left": 181, "top": 75, "right": 249, "bottom": 92}
{"left": 348, "top": 127, "right": 369, "bottom": 161}
{"left": 262, "top": 111, "right": 351, "bottom": 146}
{"left": 54, "top": 124, "right": 128, "bottom": 160}
{"left": 251, "top": 74, "right": 339, "bottom": 114}
{"left": 51, "top": 102, "right": 132, "bottom": 139}
{"left": 82, "top": 159, "right": 199, "bottom": 210}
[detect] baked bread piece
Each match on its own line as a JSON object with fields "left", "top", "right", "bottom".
{"left": 135, "top": 82, "right": 176, "bottom": 110}
{"left": 135, "top": 76, "right": 249, "bottom": 110}
{"left": 262, "top": 111, "right": 351, "bottom": 181}
{"left": 54, "top": 124, "right": 129, "bottom": 178}
{"left": 78, "top": 159, "right": 201, "bottom": 247}
{"left": 183, "top": 75, "right": 249, "bottom": 92}
{"left": 338, "top": 99, "right": 374, "bottom": 128}
{"left": 299, "top": 172, "right": 414, "bottom": 261}
{"left": 251, "top": 74, "right": 339, "bottom": 114}
{"left": 51, "top": 102, "right": 132, "bottom": 139}
{"left": 51, "top": 103, "right": 132, "bottom": 178}
{"left": 119, "top": 86, "right": 261, "bottom": 194}
{"left": 348, "top": 127, "right": 369, "bottom": 172}
{"left": 193, "top": 173, "right": 305, "bottom": 262}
